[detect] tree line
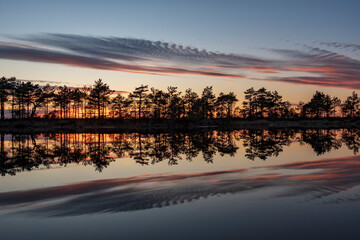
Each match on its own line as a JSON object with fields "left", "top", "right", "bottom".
{"left": 1, "top": 128, "right": 359, "bottom": 176}
{"left": 1, "top": 76, "right": 360, "bottom": 120}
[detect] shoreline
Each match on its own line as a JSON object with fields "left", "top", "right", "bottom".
{"left": 0, "top": 118, "right": 359, "bottom": 133}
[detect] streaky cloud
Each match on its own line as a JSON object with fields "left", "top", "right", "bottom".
{"left": 20, "top": 33, "right": 268, "bottom": 66}
{"left": 0, "top": 44, "right": 244, "bottom": 78}
{"left": 319, "top": 41, "right": 360, "bottom": 53}
{"left": 2, "top": 155, "right": 360, "bottom": 217}
{"left": 1, "top": 34, "right": 360, "bottom": 89}
{"left": 267, "top": 47, "right": 360, "bottom": 89}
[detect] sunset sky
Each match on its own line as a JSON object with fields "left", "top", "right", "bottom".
{"left": 1, "top": 0, "right": 359, "bottom": 103}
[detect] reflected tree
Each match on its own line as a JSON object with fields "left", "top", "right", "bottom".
{"left": 241, "top": 129, "right": 294, "bottom": 160}
{"left": 129, "top": 133, "right": 151, "bottom": 165}
{"left": 87, "top": 133, "right": 114, "bottom": 172}
{"left": 342, "top": 129, "right": 360, "bottom": 154}
{"left": 214, "top": 131, "right": 239, "bottom": 157}
{"left": 1, "top": 129, "right": 359, "bottom": 176}
{"left": 299, "top": 129, "right": 342, "bottom": 155}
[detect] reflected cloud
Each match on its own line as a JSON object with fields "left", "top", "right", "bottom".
{"left": 2, "top": 153, "right": 360, "bottom": 217}
{"left": 1, "top": 129, "right": 360, "bottom": 217}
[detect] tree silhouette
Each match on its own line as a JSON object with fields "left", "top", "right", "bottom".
{"left": 88, "top": 79, "right": 113, "bottom": 119}
{"left": 12, "top": 81, "right": 39, "bottom": 119}
{"left": 1, "top": 76, "right": 360, "bottom": 121}
{"left": 242, "top": 87, "right": 291, "bottom": 119}
{"left": 53, "top": 86, "right": 71, "bottom": 119}
{"left": 148, "top": 88, "right": 168, "bottom": 119}
{"left": 111, "top": 93, "right": 130, "bottom": 119}
{"left": 70, "top": 88, "right": 86, "bottom": 119}
{"left": 87, "top": 133, "right": 114, "bottom": 172}
{"left": 342, "top": 129, "right": 360, "bottom": 154}
{"left": 41, "top": 84, "right": 55, "bottom": 117}
{"left": 217, "top": 92, "right": 238, "bottom": 118}
{"left": 1, "top": 130, "right": 360, "bottom": 176}
{"left": 214, "top": 131, "right": 239, "bottom": 156}
{"left": 129, "top": 133, "right": 151, "bottom": 165}
{"left": 0, "top": 77, "right": 12, "bottom": 120}
{"left": 341, "top": 92, "right": 360, "bottom": 117}
{"left": 241, "top": 129, "right": 293, "bottom": 160}
{"left": 29, "top": 84, "right": 47, "bottom": 118}
{"left": 243, "top": 87, "right": 256, "bottom": 118}
{"left": 302, "top": 91, "right": 337, "bottom": 118}
{"left": 299, "top": 129, "right": 342, "bottom": 155}
{"left": 201, "top": 86, "right": 216, "bottom": 119}
{"left": 167, "top": 86, "right": 183, "bottom": 119}
{"left": 129, "top": 85, "right": 149, "bottom": 119}
{"left": 183, "top": 88, "right": 200, "bottom": 119}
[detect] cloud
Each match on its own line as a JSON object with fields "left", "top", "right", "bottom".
{"left": 0, "top": 44, "right": 244, "bottom": 78}
{"left": 267, "top": 47, "right": 360, "bottom": 89}
{"left": 1, "top": 34, "right": 360, "bottom": 89}
{"left": 2, "top": 154, "right": 360, "bottom": 217}
{"left": 319, "top": 41, "right": 360, "bottom": 53}
{"left": 20, "top": 33, "right": 268, "bottom": 66}
{"left": 18, "top": 79, "right": 77, "bottom": 86}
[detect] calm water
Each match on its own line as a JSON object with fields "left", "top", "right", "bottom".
{"left": 1, "top": 129, "right": 360, "bottom": 239}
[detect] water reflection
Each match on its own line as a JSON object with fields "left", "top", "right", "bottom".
{"left": 240, "top": 129, "right": 295, "bottom": 160}
{"left": 0, "top": 129, "right": 360, "bottom": 176}
{"left": 300, "top": 129, "right": 342, "bottom": 155}
{"left": 2, "top": 153, "right": 360, "bottom": 217}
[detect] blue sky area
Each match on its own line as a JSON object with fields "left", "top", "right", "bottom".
{"left": 1, "top": 0, "right": 359, "bottom": 102}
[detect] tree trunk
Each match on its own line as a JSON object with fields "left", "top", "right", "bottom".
{"left": 139, "top": 96, "right": 142, "bottom": 119}
{"left": 30, "top": 104, "right": 37, "bottom": 118}
{"left": 98, "top": 100, "right": 100, "bottom": 119}
{"left": 11, "top": 93, "right": 14, "bottom": 119}
{"left": 1, "top": 133, "right": 4, "bottom": 155}
{"left": 1, "top": 100, "right": 4, "bottom": 120}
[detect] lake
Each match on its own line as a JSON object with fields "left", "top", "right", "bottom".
{"left": 1, "top": 129, "right": 360, "bottom": 239}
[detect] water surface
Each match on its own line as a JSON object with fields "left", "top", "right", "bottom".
{"left": 1, "top": 129, "right": 360, "bottom": 239}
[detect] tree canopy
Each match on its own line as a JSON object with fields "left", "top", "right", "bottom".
{"left": 0, "top": 76, "right": 359, "bottom": 120}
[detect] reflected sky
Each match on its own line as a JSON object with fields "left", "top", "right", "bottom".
{"left": 0, "top": 152, "right": 360, "bottom": 217}
{"left": 2, "top": 153, "right": 360, "bottom": 217}
{"left": 1, "top": 129, "right": 360, "bottom": 239}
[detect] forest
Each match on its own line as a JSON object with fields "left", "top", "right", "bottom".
{"left": 1, "top": 76, "right": 360, "bottom": 121}
{"left": 1, "top": 128, "right": 359, "bottom": 176}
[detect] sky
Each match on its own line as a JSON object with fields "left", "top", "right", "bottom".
{"left": 0, "top": 0, "right": 360, "bottom": 103}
